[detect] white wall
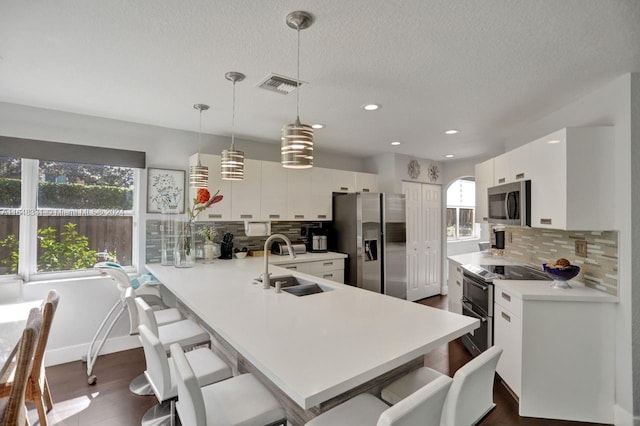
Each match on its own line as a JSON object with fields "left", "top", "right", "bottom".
{"left": 0, "top": 101, "right": 369, "bottom": 365}
{"left": 502, "top": 74, "right": 638, "bottom": 425}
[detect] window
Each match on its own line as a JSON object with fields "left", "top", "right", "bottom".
{"left": 447, "top": 179, "right": 477, "bottom": 240}
{"left": 0, "top": 156, "right": 137, "bottom": 280}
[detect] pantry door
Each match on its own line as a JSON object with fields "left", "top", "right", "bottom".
{"left": 402, "top": 182, "right": 441, "bottom": 301}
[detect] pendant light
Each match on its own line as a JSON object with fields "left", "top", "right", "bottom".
{"left": 281, "top": 11, "right": 314, "bottom": 169}
{"left": 189, "top": 103, "right": 210, "bottom": 188}
{"left": 221, "top": 72, "right": 245, "bottom": 180}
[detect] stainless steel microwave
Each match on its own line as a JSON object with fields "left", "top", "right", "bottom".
{"left": 487, "top": 180, "right": 531, "bottom": 226}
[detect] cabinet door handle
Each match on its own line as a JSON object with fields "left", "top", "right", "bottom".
{"left": 240, "top": 214, "right": 253, "bottom": 219}
{"left": 362, "top": 188, "right": 370, "bottom": 192}
{"left": 317, "top": 214, "right": 327, "bottom": 219}
{"left": 456, "top": 280, "right": 461, "bottom": 287}
{"left": 482, "top": 217, "right": 488, "bottom": 222}
{"left": 294, "top": 215, "right": 305, "bottom": 219}
{"left": 498, "top": 177, "right": 506, "bottom": 184}
{"left": 208, "top": 214, "right": 222, "bottom": 219}
{"left": 502, "top": 292, "right": 511, "bottom": 302}
{"left": 540, "top": 218, "right": 552, "bottom": 225}
{"left": 456, "top": 267, "right": 461, "bottom": 273}
{"left": 285, "top": 266, "right": 297, "bottom": 270}
{"left": 269, "top": 214, "right": 280, "bottom": 219}
{"left": 515, "top": 173, "right": 525, "bottom": 180}
{"left": 323, "top": 274, "right": 333, "bottom": 278}
{"left": 501, "top": 312, "right": 511, "bottom": 322}
{"left": 323, "top": 262, "right": 334, "bottom": 266}
{"left": 340, "top": 187, "right": 349, "bottom": 191}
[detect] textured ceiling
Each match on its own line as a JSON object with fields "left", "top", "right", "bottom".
{"left": 1, "top": 0, "right": 639, "bottom": 161}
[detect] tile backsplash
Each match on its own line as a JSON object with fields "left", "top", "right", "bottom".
{"left": 145, "top": 220, "right": 327, "bottom": 264}
{"left": 499, "top": 227, "right": 618, "bottom": 296}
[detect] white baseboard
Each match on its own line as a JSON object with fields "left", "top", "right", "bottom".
{"left": 614, "top": 403, "right": 638, "bottom": 426}
{"left": 44, "top": 335, "right": 141, "bottom": 367}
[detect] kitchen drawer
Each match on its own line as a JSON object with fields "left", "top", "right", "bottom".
{"left": 304, "top": 259, "right": 345, "bottom": 274}
{"left": 278, "top": 263, "right": 313, "bottom": 274}
{"left": 316, "top": 269, "right": 344, "bottom": 283}
{"left": 494, "top": 284, "right": 523, "bottom": 317}
{"left": 494, "top": 303, "right": 522, "bottom": 397}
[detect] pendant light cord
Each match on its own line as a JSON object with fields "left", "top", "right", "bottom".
{"left": 231, "top": 80, "right": 236, "bottom": 150}
{"left": 296, "top": 25, "right": 301, "bottom": 121}
{"left": 197, "top": 107, "right": 203, "bottom": 166}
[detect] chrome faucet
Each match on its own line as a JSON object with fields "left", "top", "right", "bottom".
{"left": 261, "top": 234, "right": 296, "bottom": 289}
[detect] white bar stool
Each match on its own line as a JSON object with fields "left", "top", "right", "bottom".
{"left": 124, "top": 287, "right": 183, "bottom": 396}
{"left": 305, "top": 375, "right": 453, "bottom": 426}
{"left": 138, "top": 325, "right": 232, "bottom": 426}
{"left": 135, "top": 297, "right": 211, "bottom": 352}
{"left": 381, "top": 345, "right": 503, "bottom": 426}
{"left": 170, "top": 343, "right": 287, "bottom": 426}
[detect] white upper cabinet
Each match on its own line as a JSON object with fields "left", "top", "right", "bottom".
{"left": 311, "top": 167, "right": 334, "bottom": 220}
{"left": 231, "top": 159, "right": 261, "bottom": 221}
{"left": 260, "top": 161, "right": 288, "bottom": 221}
{"left": 493, "top": 153, "right": 510, "bottom": 185}
{"left": 189, "top": 154, "right": 232, "bottom": 221}
{"left": 474, "top": 158, "right": 494, "bottom": 223}
{"left": 332, "top": 170, "right": 356, "bottom": 193}
{"left": 287, "top": 168, "right": 312, "bottom": 220}
{"left": 493, "top": 144, "right": 531, "bottom": 186}
{"left": 528, "top": 127, "right": 614, "bottom": 230}
{"left": 355, "top": 172, "right": 379, "bottom": 193}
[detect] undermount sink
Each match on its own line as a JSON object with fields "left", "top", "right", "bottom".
{"left": 268, "top": 275, "right": 335, "bottom": 297}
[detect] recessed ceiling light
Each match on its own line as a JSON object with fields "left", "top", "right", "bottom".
{"left": 311, "top": 124, "right": 324, "bottom": 129}
{"left": 445, "top": 154, "right": 455, "bottom": 158}
{"left": 362, "top": 104, "right": 381, "bottom": 111}
{"left": 445, "top": 129, "right": 459, "bottom": 135}
{"left": 547, "top": 139, "right": 561, "bottom": 144}
{"left": 390, "top": 141, "right": 401, "bottom": 146}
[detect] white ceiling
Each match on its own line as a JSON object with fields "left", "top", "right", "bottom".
{"left": 1, "top": 1, "right": 639, "bottom": 161}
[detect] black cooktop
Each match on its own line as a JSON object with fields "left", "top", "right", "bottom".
{"left": 462, "top": 264, "right": 550, "bottom": 282}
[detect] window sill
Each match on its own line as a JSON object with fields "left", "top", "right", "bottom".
{"left": 447, "top": 237, "right": 481, "bottom": 244}
{"left": 24, "top": 266, "right": 138, "bottom": 284}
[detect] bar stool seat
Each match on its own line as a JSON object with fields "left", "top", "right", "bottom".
{"left": 171, "top": 343, "right": 286, "bottom": 426}
{"left": 306, "top": 375, "right": 453, "bottom": 426}
{"left": 139, "top": 325, "right": 232, "bottom": 426}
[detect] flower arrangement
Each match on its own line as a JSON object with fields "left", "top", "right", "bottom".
{"left": 188, "top": 188, "right": 223, "bottom": 222}
{"left": 198, "top": 225, "right": 218, "bottom": 242}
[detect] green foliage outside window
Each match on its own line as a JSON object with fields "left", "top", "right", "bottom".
{"left": 0, "top": 223, "right": 108, "bottom": 274}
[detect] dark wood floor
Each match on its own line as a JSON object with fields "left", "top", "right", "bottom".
{"left": 31, "top": 294, "right": 610, "bottom": 425}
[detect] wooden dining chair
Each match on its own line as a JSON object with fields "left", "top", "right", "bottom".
{"left": 0, "top": 290, "right": 59, "bottom": 426}
{"left": 0, "top": 308, "right": 42, "bottom": 426}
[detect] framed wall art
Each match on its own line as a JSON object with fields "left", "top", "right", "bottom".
{"left": 147, "top": 168, "right": 186, "bottom": 213}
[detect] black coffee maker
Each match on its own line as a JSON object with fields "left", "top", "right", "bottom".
{"left": 492, "top": 227, "right": 505, "bottom": 250}
{"left": 301, "top": 225, "right": 328, "bottom": 253}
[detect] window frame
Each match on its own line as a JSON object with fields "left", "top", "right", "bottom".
{"left": 0, "top": 158, "right": 139, "bottom": 283}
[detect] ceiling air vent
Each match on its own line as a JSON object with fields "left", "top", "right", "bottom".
{"left": 257, "top": 73, "right": 306, "bottom": 95}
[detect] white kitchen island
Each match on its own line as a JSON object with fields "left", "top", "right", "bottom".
{"left": 146, "top": 258, "right": 477, "bottom": 424}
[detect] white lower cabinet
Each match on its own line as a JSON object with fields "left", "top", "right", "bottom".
{"left": 276, "top": 258, "right": 345, "bottom": 284}
{"left": 446, "top": 260, "right": 463, "bottom": 315}
{"left": 493, "top": 282, "right": 615, "bottom": 423}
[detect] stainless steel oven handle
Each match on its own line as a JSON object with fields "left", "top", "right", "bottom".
{"left": 462, "top": 302, "right": 487, "bottom": 323}
{"left": 464, "top": 276, "right": 488, "bottom": 291}
{"left": 505, "top": 194, "right": 510, "bottom": 220}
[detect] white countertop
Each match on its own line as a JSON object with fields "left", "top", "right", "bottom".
{"left": 493, "top": 279, "right": 618, "bottom": 303}
{"left": 146, "top": 258, "right": 477, "bottom": 409}
{"left": 448, "top": 251, "right": 519, "bottom": 266}
{"left": 267, "top": 251, "right": 347, "bottom": 265}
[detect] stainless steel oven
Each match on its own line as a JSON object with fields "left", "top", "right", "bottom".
{"left": 460, "top": 271, "right": 494, "bottom": 356}
{"left": 460, "top": 263, "right": 550, "bottom": 357}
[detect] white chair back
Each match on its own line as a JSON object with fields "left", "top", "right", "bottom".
{"left": 124, "top": 287, "right": 139, "bottom": 335}
{"left": 138, "top": 325, "right": 172, "bottom": 400}
{"left": 378, "top": 375, "right": 452, "bottom": 426}
{"left": 135, "top": 297, "right": 159, "bottom": 336}
{"left": 443, "top": 345, "right": 503, "bottom": 426}
{"left": 170, "top": 343, "right": 207, "bottom": 426}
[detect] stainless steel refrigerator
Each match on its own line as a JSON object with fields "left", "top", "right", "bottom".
{"left": 332, "top": 192, "right": 407, "bottom": 299}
